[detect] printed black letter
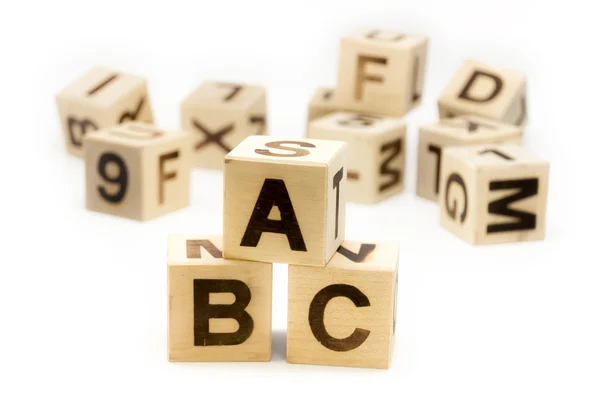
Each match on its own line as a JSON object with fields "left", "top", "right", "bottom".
{"left": 240, "top": 179, "right": 307, "bottom": 251}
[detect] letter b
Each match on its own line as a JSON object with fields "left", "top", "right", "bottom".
{"left": 193, "top": 279, "right": 254, "bottom": 346}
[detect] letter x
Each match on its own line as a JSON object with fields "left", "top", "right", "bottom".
{"left": 192, "top": 119, "right": 234, "bottom": 153}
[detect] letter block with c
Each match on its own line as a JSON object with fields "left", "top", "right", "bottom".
{"left": 438, "top": 60, "right": 527, "bottom": 126}
{"left": 439, "top": 144, "right": 549, "bottom": 245}
{"left": 168, "top": 235, "right": 272, "bottom": 362}
{"left": 181, "top": 81, "right": 267, "bottom": 170}
{"left": 55, "top": 67, "right": 154, "bottom": 157}
{"left": 417, "top": 116, "right": 523, "bottom": 203}
{"left": 308, "top": 112, "right": 406, "bottom": 204}
{"left": 287, "top": 241, "right": 399, "bottom": 369}
{"left": 224, "top": 136, "right": 348, "bottom": 266}
{"left": 336, "top": 29, "right": 429, "bottom": 117}
{"left": 83, "top": 122, "right": 191, "bottom": 221}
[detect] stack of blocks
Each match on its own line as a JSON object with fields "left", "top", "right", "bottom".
{"left": 54, "top": 27, "right": 551, "bottom": 370}
{"left": 169, "top": 136, "right": 400, "bottom": 369}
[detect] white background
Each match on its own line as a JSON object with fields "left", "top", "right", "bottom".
{"left": 1, "top": 0, "right": 598, "bottom": 399}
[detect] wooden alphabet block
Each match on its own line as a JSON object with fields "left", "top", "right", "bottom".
{"left": 308, "top": 112, "right": 406, "bottom": 204}
{"left": 417, "top": 116, "right": 522, "bottom": 202}
{"left": 336, "top": 29, "right": 428, "bottom": 117}
{"left": 439, "top": 144, "right": 549, "bottom": 245}
{"left": 181, "top": 81, "right": 267, "bottom": 169}
{"left": 223, "top": 136, "right": 347, "bottom": 266}
{"left": 438, "top": 60, "right": 527, "bottom": 125}
{"left": 84, "top": 122, "right": 191, "bottom": 221}
{"left": 56, "top": 67, "right": 153, "bottom": 157}
{"left": 168, "top": 235, "right": 272, "bottom": 362}
{"left": 287, "top": 241, "right": 399, "bottom": 369}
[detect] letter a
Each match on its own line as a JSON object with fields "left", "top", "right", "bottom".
{"left": 240, "top": 179, "right": 307, "bottom": 251}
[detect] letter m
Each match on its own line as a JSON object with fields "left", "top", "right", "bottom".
{"left": 487, "top": 178, "right": 538, "bottom": 234}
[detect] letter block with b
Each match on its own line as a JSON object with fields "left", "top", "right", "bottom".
{"left": 417, "top": 116, "right": 522, "bottom": 203}
{"left": 438, "top": 60, "right": 527, "bottom": 126}
{"left": 56, "top": 67, "right": 154, "bottom": 157}
{"left": 439, "top": 144, "right": 549, "bottom": 245}
{"left": 308, "top": 112, "right": 406, "bottom": 204}
{"left": 287, "top": 241, "right": 399, "bottom": 369}
{"left": 83, "top": 122, "right": 191, "bottom": 221}
{"left": 168, "top": 235, "right": 272, "bottom": 362}
{"left": 181, "top": 81, "right": 267, "bottom": 170}
{"left": 336, "top": 29, "right": 428, "bottom": 117}
{"left": 224, "top": 136, "right": 348, "bottom": 266}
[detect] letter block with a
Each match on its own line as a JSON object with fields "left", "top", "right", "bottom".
{"left": 439, "top": 144, "right": 549, "bottom": 245}
{"left": 438, "top": 60, "right": 527, "bottom": 125}
{"left": 417, "top": 115, "right": 522, "bottom": 203}
{"left": 336, "top": 29, "right": 428, "bottom": 117}
{"left": 224, "top": 136, "right": 348, "bottom": 266}
{"left": 308, "top": 112, "right": 406, "bottom": 204}
{"left": 287, "top": 241, "right": 399, "bottom": 369}
{"left": 83, "top": 122, "right": 191, "bottom": 221}
{"left": 56, "top": 67, "right": 154, "bottom": 157}
{"left": 181, "top": 81, "right": 267, "bottom": 170}
{"left": 168, "top": 235, "right": 272, "bottom": 362}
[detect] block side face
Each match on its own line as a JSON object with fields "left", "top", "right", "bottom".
{"left": 181, "top": 106, "right": 247, "bottom": 170}
{"left": 226, "top": 135, "right": 346, "bottom": 167}
{"left": 336, "top": 32, "right": 427, "bottom": 117}
{"left": 473, "top": 161, "right": 549, "bottom": 245}
{"left": 223, "top": 158, "right": 329, "bottom": 265}
{"left": 324, "top": 146, "right": 347, "bottom": 262}
{"left": 309, "top": 119, "right": 378, "bottom": 204}
{"left": 374, "top": 124, "right": 406, "bottom": 203}
{"left": 56, "top": 96, "right": 113, "bottom": 157}
{"left": 140, "top": 135, "right": 191, "bottom": 221}
{"left": 168, "top": 261, "right": 272, "bottom": 362}
{"left": 439, "top": 150, "right": 479, "bottom": 244}
{"left": 438, "top": 60, "right": 526, "bottom": 122}
{"left": 287, "top": 264, "right": 394, "bottom": 369}
{"left": 336, "top": 36, "right": 412, "bottom": 117}
{"left": 416, "top": 128, "right": 462, "bottom": 202}
{"left": 84, "top": 136, "right": 144, "bottom": 220}
{"left": 104, "top": 82, "right": 154, "bottom": 127}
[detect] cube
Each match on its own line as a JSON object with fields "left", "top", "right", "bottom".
{"left": 168, "top": 235, "right": 272, "bottom": 362}
{"left": 181, "top": 81, "right": 267, "bottom": 170}
{"left": 417, "top": 115, "right": 522, "bottom": 202}
{"left": 56, "top": 67, "right": 154, "bottom": 157}
{"left": 439, "top": 144, "right": 549, "bottom": 245}
{"left": 287, "top": 240, "right": 399, "bottom": 369}
{"left": 308, "top": 112, "right": 406, "bottom": 204}
{"left": 438, "top": 59, "right": 527, "bottom": 125}
{"left": 224, "top": 136, "right": 347, "bottom": 266}
{"left": 84, "top": 122, "right": 191, "bottom": 221}
{"left": 336, "top": 29, "right": 428, "bottom": 117}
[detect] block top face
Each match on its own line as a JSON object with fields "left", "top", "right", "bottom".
{"left": 182, "top": 81, "right": 264, "bottom": 109}
{"left": 168, "top": 235, "right": 267, "bottom": 267}
{"left": 323, "top": 240, "right": 399, "bottom": 272}
{"left": 225, "top": 135, "right": 347, "bottom": 167}
{"left": 445, "top": 144, "right": 548, "bottom": 169}
{"left": 85, "top": 122, "right": 190, "bottom": 149}
{"left": 312, "top": 112, "right": 405, "bottom": 137}
{"left": 344, "top": 29, "right": 428, "bottom": 49}
{"left": 421, "top": 115, "right": 522, "bottom": 141}
{"left": 56, "top": 67, "right": 146, "bottom": 106}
